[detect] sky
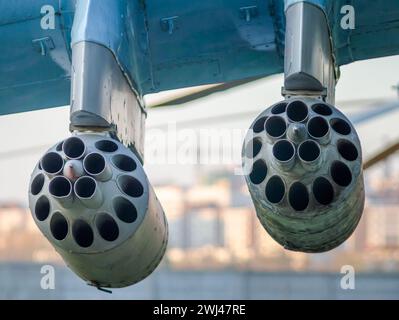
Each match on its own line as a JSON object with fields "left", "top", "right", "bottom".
{"left": 1, "top": 55, "right": 399, "bottom": 204}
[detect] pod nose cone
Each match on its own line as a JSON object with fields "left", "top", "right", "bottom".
{"left": 287, "top": 122, "right": 307, "bottom": 144}
{"left": 63, "top": 160, "right": 85, "bottom": 181}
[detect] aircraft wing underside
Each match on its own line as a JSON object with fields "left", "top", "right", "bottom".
{"left": 0, "top": 0, "right": 398, "bottom": 115}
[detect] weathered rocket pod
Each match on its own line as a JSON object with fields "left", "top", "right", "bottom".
{"left": 29, "top": 133, "right": 168, "bottom": 288}
{"left": 242, "top": 98, "right": 364, "bottom": 252}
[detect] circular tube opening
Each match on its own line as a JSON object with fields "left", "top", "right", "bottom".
{"left": 113, "top": 197, "right": 138, "bottom": 223}
{"left": 117, "top": 176, "right": 144, "bottom": 198}
{"left": 112, "top": 154, "right": 137, "bottom": 172}
{"left": 313, "top": 177, "right": 334, "bottom": 205}
{"left": 95, "top": 140, "right": 119, "bottom": 153}
{"left": 265, "top": 176, "right": 285, "bottom": 204}
{"left": 308, "top": 116, "right": 329, "bottom": 138}
{"left": 298, "top": 140, "right": 321, "bottom": 162}
{"left": 337, "top": 139, "right": 358, "bottom": 161}
{"left": 273, "top": 140, "right": 295, "bottom": 162}
{"left": 253, "top": 116, "right": 268, "bottom": 133}
{"left": 63, "top": 137, "right": 85, "bottom": 159}
{"left": 49, "top": 176, "right": 72, "bottom": 198}
{"left": 31, "top": 174, "right": 45, "bottom": 195}
{"left": 35, "top": 196, "right": 50, "bottom": 221}
{"left": 265, "top": 116, "right": 287, "bottom": 138}
{"left": 287, "top": 101, "right": 308, "bottom": 122}
{"left": 249, "top": 160, "right": 267, "bottom": 185}
{"left": 41, "top": 152, "right": 64, "bottom": 175}
{"left": 311, "top": 103, "right": 332, "bottom": 116}
{"left": 96, "top": 213, "right": 119, "bottom": 242}
{"left": 330, "top": 118, "right": 351, "bottom": 135}
{"left": 271, "top": 102, "right": 287, "bottom": 115}
{"left": 50, "top": 212, "right": 68, "bottom": 240}
{"left": 73, "top": 219, "right": 94, "bottom": 248}
{"left": 331, "top": 161, "right": 352, "bottom": 187}
{"left": 75, "top": 176, "right": 96, "bottom": 198}
{"left": 84, "top": 153, "right": 106, "bottom": 175}
{"left": 289, "top": 182, "right": 309, "bottom": 211}
{"left": 245, "top": 138, "right": 262, "bottom": 158}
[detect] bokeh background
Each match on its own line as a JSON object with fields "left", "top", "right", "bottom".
{"left": 1, "top": 56, "right": 399, "bottom": 299}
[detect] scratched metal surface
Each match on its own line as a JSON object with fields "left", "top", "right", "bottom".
{"left": 0, "top": 0, "right": 75, "bottom": 115}
{"left": 242, "top": 97, "right": 365, "bottom": 252}
{"left": 287, "top": 0, "right": 399, "bottom": 66}
{"left": 0, "top": 0, "right": 398, "bottom": 115}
